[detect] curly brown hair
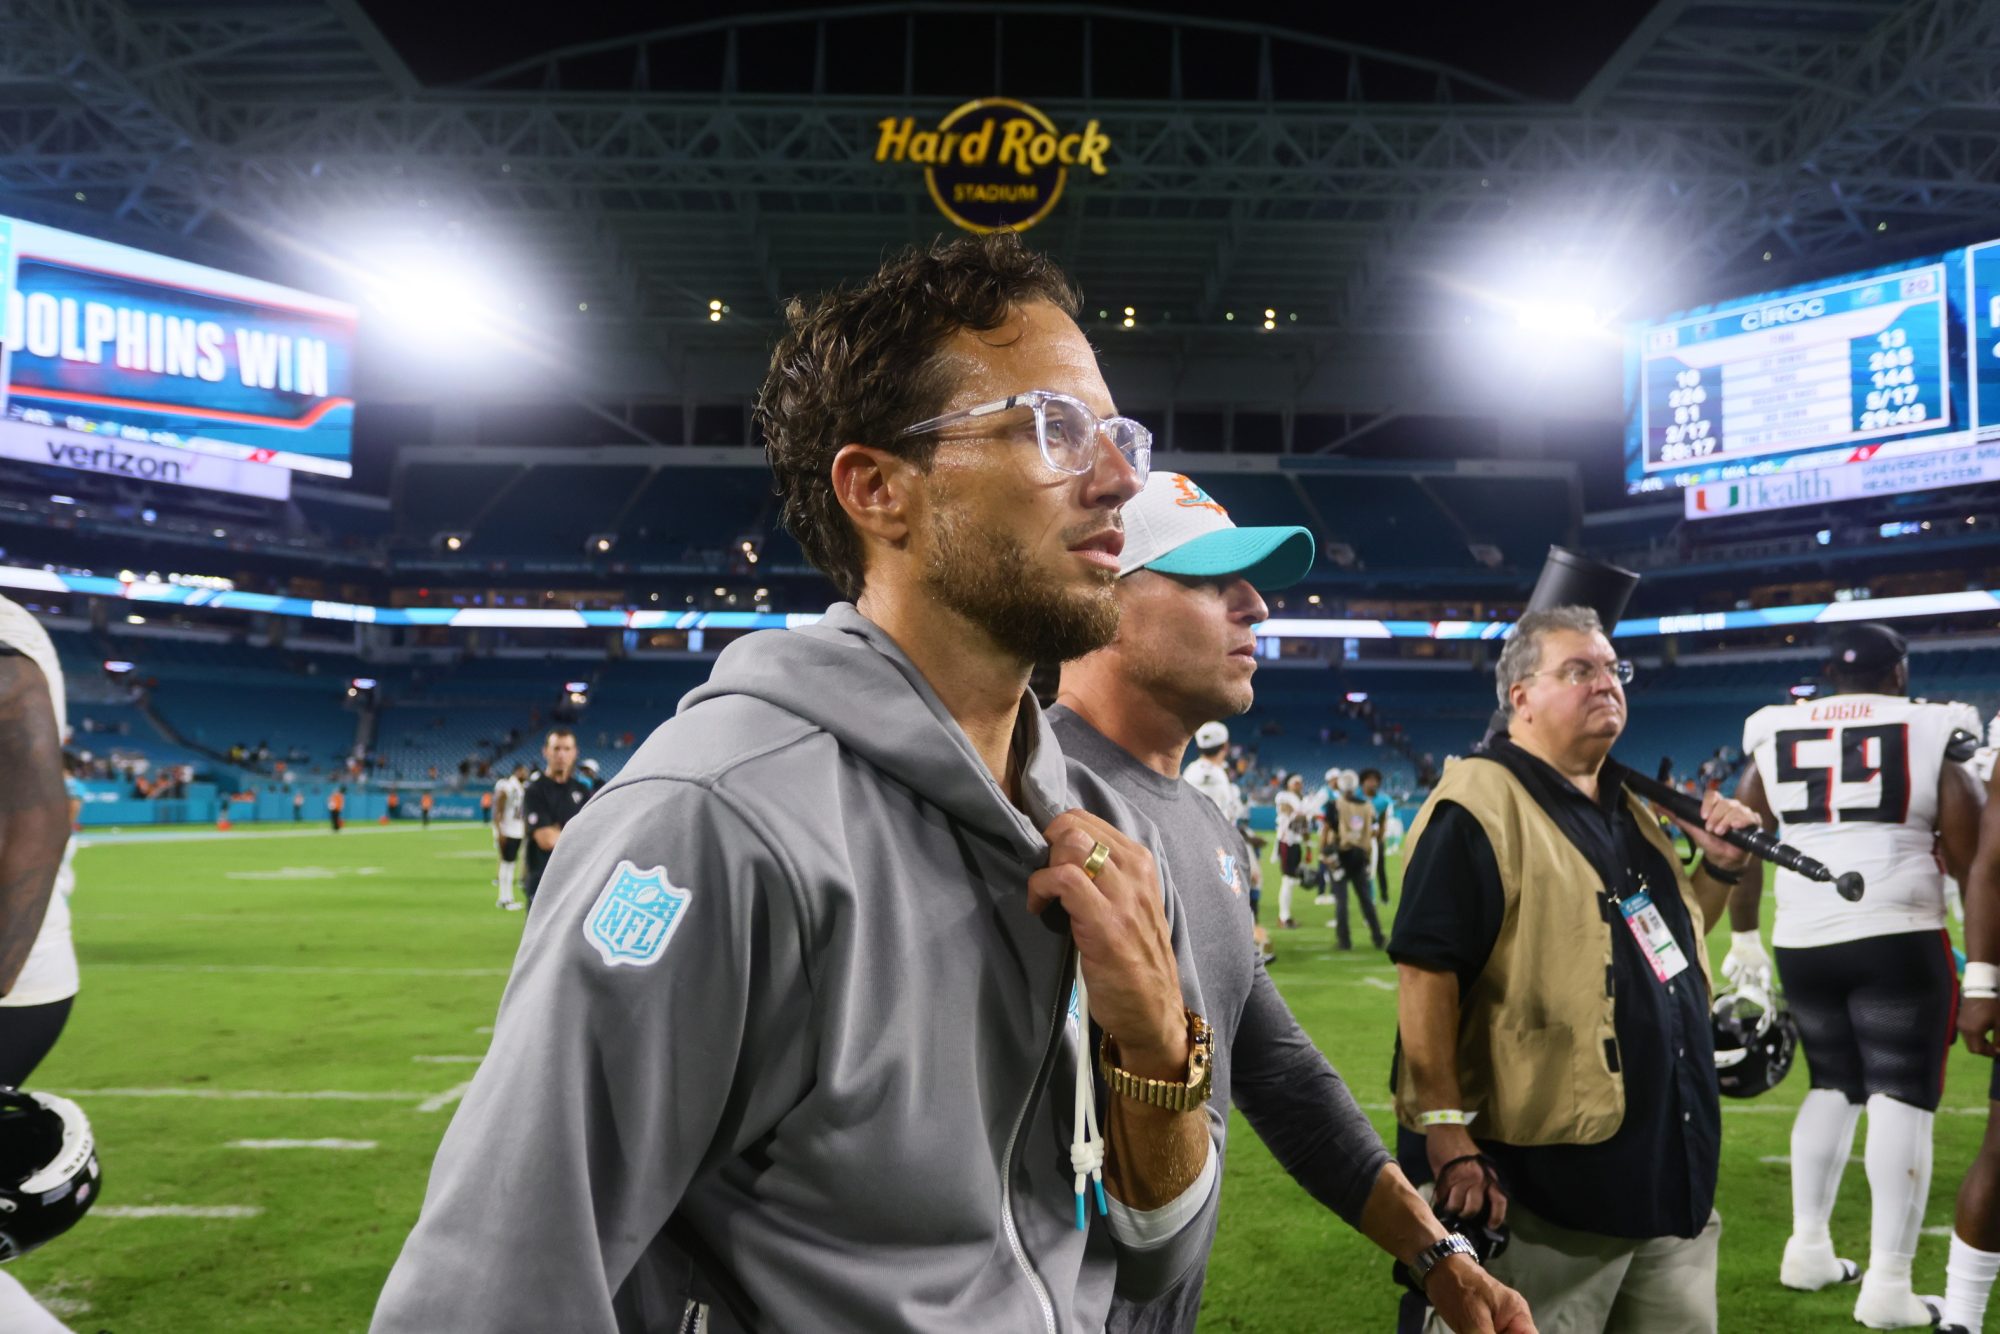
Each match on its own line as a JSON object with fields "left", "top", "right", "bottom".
{"left": 755, "top": 232, "right": 1081, "bottom": 602}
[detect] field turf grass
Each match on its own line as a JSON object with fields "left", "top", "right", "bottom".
{"left": 12, "top": 821, "right": 1989, "bottom": 1331}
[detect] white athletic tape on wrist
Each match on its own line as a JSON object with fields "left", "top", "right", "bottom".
{"left": 1418, "top": 1109, "right": 1477, "bottom": 1128}
{"left": 1966, "top": 962, "right": 2000, "bottom": 995}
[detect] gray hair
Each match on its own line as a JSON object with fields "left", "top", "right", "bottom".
{"left": 1495, "top": 606, "right": 1606, "bottom": 718}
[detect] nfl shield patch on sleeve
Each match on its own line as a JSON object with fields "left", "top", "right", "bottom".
{"left": 582, "top": 860, "right": 692, "bottom": 967}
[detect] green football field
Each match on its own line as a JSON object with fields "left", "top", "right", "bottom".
{"left": 11, "top": 821, "right": 1989, "bottom": 1331}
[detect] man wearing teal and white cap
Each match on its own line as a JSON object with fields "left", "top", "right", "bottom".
{"left": 1053, "top": 472, "right": 1533, "bottom": 1334}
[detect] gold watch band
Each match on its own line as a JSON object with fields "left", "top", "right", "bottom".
{"left": 1098, "top": 1009, "right": 1214, "bottom": 1112}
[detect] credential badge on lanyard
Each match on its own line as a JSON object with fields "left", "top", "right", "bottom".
{"left": 1617, "top": 873, "right": 1689, "bottom": 984}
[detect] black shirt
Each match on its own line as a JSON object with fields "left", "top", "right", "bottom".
{"left": 1387, "top": 737, "right": 1720, "bottom": 1240}
{"left": 523, "top": 771, "right": 591, "bottom": 891}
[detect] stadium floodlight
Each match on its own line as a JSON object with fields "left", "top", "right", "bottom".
{"left": 102, "top": 660, "right": 134, "bottom": 676}
{"left": 1345, "top": 691, "right": 1369, "bottom": 703}
{"left": 586, "top": 533, "right": 615, "bottom": 555}
{"left": 434, "top": 531, "right": 469, "bottom": 553}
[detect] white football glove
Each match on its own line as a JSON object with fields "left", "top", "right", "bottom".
{"left": 1723, "top": 931, "right": 1774, "bottom": 991}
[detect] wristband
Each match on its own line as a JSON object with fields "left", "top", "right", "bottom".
{"left": 1419, "top": 1109, "right": 1477, "bottom": 1128}
{"left": 1699, "top": 859, "right": 1743, "bottom": 886}
{"left": 1965, "top": 962, "right": 2000, "bottom": 998}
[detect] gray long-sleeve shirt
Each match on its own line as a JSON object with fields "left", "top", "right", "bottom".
{"left": 372, "top": 608, "right": 1221, "bottom": 1334}
{"left": 1050, "top": 707, "right": 1394, "bottom": 1334}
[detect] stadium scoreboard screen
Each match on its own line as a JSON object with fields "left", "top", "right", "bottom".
{"left": 1627, "top": 240, "right": 2000, "bottom": 517}
{"left": 0, "top": 214, "right": 357, "bottom": 492}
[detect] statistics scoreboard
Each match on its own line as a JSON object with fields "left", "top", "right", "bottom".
{"left": 1639, "top": 263, "right": 1948, "bottom": 472}
{"left": 1623, "top": 243, "right": 2000, "bottom": 516}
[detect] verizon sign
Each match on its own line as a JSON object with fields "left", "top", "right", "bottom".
{"left": 0, "top": 418, "right": 290, "bottom": 500}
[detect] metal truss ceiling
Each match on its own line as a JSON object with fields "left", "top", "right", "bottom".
{"left": 5, "top": 0, "right": 2000, "bottom": 408}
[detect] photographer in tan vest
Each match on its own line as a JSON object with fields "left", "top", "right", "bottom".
{"left": 1389, "top": 607, "right": 1761, "bottom": 1332}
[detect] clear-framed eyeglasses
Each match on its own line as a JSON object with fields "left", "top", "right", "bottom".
{"left": 1533, "top": 658, "right": 1636, "bottom": 688}
{"left": 898, "top": 389, "right": 1152, "bottom": 485}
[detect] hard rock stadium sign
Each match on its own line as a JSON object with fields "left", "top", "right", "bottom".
{"left": 873, "top": 97, "right": 1111, "bottom": 234}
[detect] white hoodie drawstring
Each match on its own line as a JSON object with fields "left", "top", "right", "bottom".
{"left": 1070, "top": 971, "right": 1107, "bottom": 1230}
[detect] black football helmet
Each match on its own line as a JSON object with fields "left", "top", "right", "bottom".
{"left": 1712, "top": 979, "right": 1799, "bottom": 1098}
{"left": 0, "top": 1088, "right": 100, "bottom": 1261}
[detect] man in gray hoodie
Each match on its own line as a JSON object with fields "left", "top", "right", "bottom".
{"left": 1052, "top": 472, "right": 1536, "bottom": 1334}
{"left": 372, "top": 234, "right": 1222, "bottom": 1333}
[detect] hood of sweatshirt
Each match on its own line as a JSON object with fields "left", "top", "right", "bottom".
{"left": 677, "top": 603, "right": 1071, "bottom": 859}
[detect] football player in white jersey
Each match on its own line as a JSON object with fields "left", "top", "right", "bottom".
{"left": 1942, "top": 751, "right": 2000, "bottom": 1334}
{"left": 0, "top": 594, "right": 85, "bottom": 1333}
{"left": 491, "top": 764, "right": 528, "bottom": 910}
{"left": 1730, "top": 623, "right": 1983, "bottom": 1329}
{"left": 1274, "top": 774, "right": 1313, "bottom": 928}
{"left": 1182, "top": 721, "right": 1270, "bottom": 959}
{"left": 1182, "top": 721, "right": 1244, "bottom": 824}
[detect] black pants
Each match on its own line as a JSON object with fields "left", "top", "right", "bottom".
{"left": 1776, "top": 928, "right": 1956, "bottom": 1110}
{"left": 1335, "top": 846, "right": 1384, "bottom": 947}
{"left": 0, "top": 998, "right": 73, "bottom": 1086}
{"left": 330, "top": 812, "right": 342, "bottom": 832}
{"left": 421, "top": 809, "right": 430, "bottom": 828}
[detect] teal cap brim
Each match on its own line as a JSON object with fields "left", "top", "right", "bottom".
{"left": 1140, "top": 526, "right": 1316, "bottom": 590}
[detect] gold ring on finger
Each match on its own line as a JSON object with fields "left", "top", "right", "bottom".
{"left": 1081, "top": 841, "right": 1111, "bottom": 881}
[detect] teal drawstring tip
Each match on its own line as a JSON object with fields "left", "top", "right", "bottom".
{"left": 1093, "top": 1180, "right": 1108, "bottom": 1216}
{"left": 1074, "top": 1190, "right": 1087, "bottom": 1231}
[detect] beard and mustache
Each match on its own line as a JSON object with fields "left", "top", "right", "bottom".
{"left": 917, "top": 493, "right": 1121, "bottom": 666}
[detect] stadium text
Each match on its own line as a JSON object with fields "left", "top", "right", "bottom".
{"left": 874, "top": 116, "right": 1111, "bottom": 176}
{"left": 1, "top": 291, "right": 333, "bottom": 398}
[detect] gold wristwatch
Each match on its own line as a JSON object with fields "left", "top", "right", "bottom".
{"left": 1098, "top": 1010, "right": 1214, "bottom": 1112}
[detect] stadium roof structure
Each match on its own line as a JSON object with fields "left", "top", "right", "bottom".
{"left": 6, "top": 0, "right": 2000, "bottom": 434}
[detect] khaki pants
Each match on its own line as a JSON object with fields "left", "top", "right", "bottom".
{"left": 1425, "top": 1203, "right": 1720, "bottom": 1334}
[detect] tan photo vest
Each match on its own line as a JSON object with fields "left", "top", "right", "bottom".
{"left": 1392, "top": 756, "right": 1711, "bottom": 1146}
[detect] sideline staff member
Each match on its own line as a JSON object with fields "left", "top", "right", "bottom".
{"left": 1390, "top": 606, "right": 1760, "bottom": 1332}
{"left": 1053, "top": 471, "right": 1532, "bottom": 1334}
{"left": 374, "top": 234, "right": 1219, "bottom": 1333}
{"left": 521, "top": 725, "right": 588, "bottom": 907}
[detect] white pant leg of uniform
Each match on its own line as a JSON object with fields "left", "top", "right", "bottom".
{"left": 1790, "top": 1087, "right": 1862, "bottom": 1248}
{"left": 1863, "top": 1094, "right": 1935, "bottom": 1289}
{"left": 0, "top": 1271, "right": 76, "bottom": 1334}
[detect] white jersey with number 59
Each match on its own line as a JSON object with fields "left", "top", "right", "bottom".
{"left": 1744, "top": 693, "right": 1979, "bottom": 948}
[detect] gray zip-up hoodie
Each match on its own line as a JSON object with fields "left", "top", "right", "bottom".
{"left": 371, "top": 605, "right": 1222, "bottom": 1334}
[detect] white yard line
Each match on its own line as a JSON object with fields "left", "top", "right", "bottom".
{"left": 412, "top": 1055, "right": 483, "bottom": 1064}
{"left": 87, "top": 963, "right": 508, "bottom": 977}
{"left": 474, "top": 1025, "right": 494, "bottom": 1034}
{"left": 54, "top": 1087, "right": 430, "bottom": 1103}
{"left": 83, "top": 913, "right": 500, "bottom": 926}
{"left": 229, "top": 1139, "right": 377, "bottom": 1151}
{"left": 1354, "top": 976, "right": 1397, "bottom": 991}
{"left": 1357, "top": 1099, "right": 1990, "bottom": 1118}
{"left": 93, "top": 1205, "right": 263, "bottom": 1219}
{"left": 76, "top": 824, "right": 475, "bottom": 849}
{"left": 416, "top": 1082, "right": 472, "bottom": 1114}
